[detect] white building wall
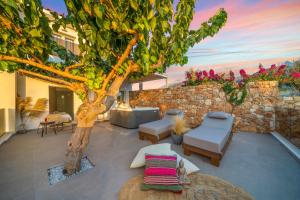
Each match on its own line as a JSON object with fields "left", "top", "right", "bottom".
{"left": 0, "top": 72, "right": 16, "bottom": 134}
{"left": 24, "top": 77, "right": 82, "bottom": 130}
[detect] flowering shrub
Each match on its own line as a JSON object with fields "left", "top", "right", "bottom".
{"left": 184, "top": 64, "right": 294, "bottom": 87}
{"left": 184, "top": 68, "right": 224, "bottom": 86}
{"left": 291, "top": 72, "right": 300, "bottom": 90}
{"left": 183, "top": 64, "right": 300, "bottom": 113}
{"left": 249, "top": 64, "right": 289, "bottom": 82}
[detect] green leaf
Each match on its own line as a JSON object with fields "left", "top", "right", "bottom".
{"left": 29, "top": 29, "right": 42, "bottom": 37}
{"left": 147, "top": 10, "right": 154, "bottom": 20}
{"left": 150, "top": 56, "right": 157, "bottom": 63}
{"left": 94, "top": 5, "right": 104, "bottom": 19}
{"left": 129, "top": 0, "right": 138, "bottom": 11}
{"left": 2, "top": 33, "right": 9, "bottom": 41}
{"left": 0, "top": 61, "right": 8, "bottom": 71}
{"left": 103, "top": 20, "right": 111, "bottom": 30}
{"left": 150, "top": 17, "right": 156, "bottom": 31}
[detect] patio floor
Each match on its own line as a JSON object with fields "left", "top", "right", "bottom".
{"left": 0, "top": 122, "right": 300, "bottom": 200}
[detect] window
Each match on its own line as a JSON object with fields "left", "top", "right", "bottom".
{"left": 52, "top": 34, "right": 61, "bottom": 43}
{"left": 65, "top": 38, "right": 75, "bottom": 53}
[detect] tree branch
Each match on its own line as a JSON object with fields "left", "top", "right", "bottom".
{"left": 0, "top": 55, "right": 87, "bottom": 82}
{"left": 151, "top": 55, "right": 163, "bottom": 69}
{"left": 100, "top": 32, "right": 139, "bottom": 92}
{"left": 0, "top": 15, "right": 22, "bottom": 35}
{"left": 18, "top": 69, "right": 75, "bottom": 91}
{"left": 65, "top": 63, "right": 83, "bottom": 72}
{"left": 106, "top": 63, "right": 132, "bottom": 97}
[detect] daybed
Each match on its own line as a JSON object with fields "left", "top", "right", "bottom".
{"left": 183, "top": 112, "right": 234, "bottom": 166}
{"left": 138, "top": 109, "right": 183, "bottom": 144}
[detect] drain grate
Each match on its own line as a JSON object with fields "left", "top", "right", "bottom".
{"left": 47, "top": 156, "right": 94, "bottom": 185}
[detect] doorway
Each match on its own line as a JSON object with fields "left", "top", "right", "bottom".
{"left": 49, "top": 87, "right": 74, "bottom": 119}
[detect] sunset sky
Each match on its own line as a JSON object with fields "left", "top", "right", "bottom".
{"left": 42, "top": 0, "right": 300, "bottom": 88}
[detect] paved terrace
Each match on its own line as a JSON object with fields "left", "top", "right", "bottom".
{"left": 0, "top": 122, "right": 300, "bottom": 200}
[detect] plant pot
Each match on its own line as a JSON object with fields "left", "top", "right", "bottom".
{"left": 171, "top": 133, "right": 183, "bottom": 145}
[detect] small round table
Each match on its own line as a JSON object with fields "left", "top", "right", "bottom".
{"left": 37, "top": 121, "right": 56, "bottom": 137}
{"left": 119, "top": 173, "right": 254, "bottom": 200}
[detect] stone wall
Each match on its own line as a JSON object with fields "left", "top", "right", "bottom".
{"left": 275, "top": 96, "right": 300, "bottom": 147}
{"left": 130, "top": 81, "right": 280, "bottom": 133}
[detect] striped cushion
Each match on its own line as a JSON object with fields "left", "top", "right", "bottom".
{"left": 144, "top": 167, "right": 177, "bottom": 176}
{"left": 141, "top": 154, "right": 182, "bottom": 192}
{"left": 145, "top": 154, "right": 177, "bottom": 168}
{"left": 144, "top": 176, "right": 179, "bottom": 185}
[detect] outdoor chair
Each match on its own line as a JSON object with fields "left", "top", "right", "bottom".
{"left": 183, "top": 112, "right": 234, "bottom": 167}
{"left": 138, "top": 109, "right": 184, "bottom": 144}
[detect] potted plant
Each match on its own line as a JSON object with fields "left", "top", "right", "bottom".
{"left": 171, "top": 117, "right": 190, "bottom": 145}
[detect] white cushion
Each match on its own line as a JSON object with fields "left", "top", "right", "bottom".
{"left": 166, "top": 109, "right": 181, "bottom": 115}
{"left": 130, "top": 143, "right": 171, "bottom": 168}
{"left": 130, "top": 143, "right": 200, "bottom": 174}
{"left": 207, "top": 112, "right": 229, "bottom": 119}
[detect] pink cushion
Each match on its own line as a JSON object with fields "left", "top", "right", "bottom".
{"left": 144, "top": 167, "right": 177, "bottom": 176}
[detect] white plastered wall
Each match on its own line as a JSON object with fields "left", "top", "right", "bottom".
{"left": 0, "top": 72, "right": 16, "bottom": 134}
{"left": 24, "top": 77, "right": 82, "bottom": 130}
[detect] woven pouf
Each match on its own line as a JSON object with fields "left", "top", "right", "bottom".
{"left": 119, "top": 173, "right": 254, "bottom": 200}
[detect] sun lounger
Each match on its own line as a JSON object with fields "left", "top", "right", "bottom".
{"left": 138, "top": 109, "right": 184, "bottom": 144}
{"left": 183, "top": 112, "right": 234, "bottom": 166}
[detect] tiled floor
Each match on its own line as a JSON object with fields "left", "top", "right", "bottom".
{"left": 0, "top": 122, "right": 299, "bottom": 200}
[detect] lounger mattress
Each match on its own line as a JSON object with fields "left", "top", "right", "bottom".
{"left": 183, "top": 126, "right": 231, "bottom": 153}
{"left": 139, "top": 119, "right": 173, "bottom": 137}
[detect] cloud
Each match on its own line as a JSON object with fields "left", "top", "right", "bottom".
{"left": 181, "top": 0, "right": 300, "bottom": 69}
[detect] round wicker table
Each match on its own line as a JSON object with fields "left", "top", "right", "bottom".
{"left": 119, "top": 173, "right": 254, "bottom": 200}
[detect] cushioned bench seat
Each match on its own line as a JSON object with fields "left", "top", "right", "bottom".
{"left": 183, "top": 112, "right": 234, "bottom": 167}
{"left": 183, "top": 126, "right": 231, "bottom": 154}
{"left": 139, "top": 109, "right": 184, "bottom": 144}
{"left": 139, "top": 119, "right": 173, "bottom": 137}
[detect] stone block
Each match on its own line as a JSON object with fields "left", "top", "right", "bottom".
{"left": 205, "top": 99, "right": 212, "bottom": 106}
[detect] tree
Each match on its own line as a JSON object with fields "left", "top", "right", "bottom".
{"left": 0, "top": 0, "right": 227, "bottom": 175}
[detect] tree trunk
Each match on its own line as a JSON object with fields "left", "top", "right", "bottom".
{"left": 63, "top": 103, "right": 100, "bottom": 176}
{"left": 62, "top": 65, "right": 130, "bottom": 176}
{"left": 63, "top": 126, "right": 92, "bottom": 175}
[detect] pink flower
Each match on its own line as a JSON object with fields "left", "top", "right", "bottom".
{"left": 195, "top": 71, "right": 202, "bottom": 80}
{"left": 240, "top": 69, "right": 246, "bottom": 74}
{"left": 275, "top": 70, "right": 284, "bottom": 77}
{"left": 240, "top": 69, "right": 249, "bottom": 79}
{"left": 278, "top": 64, "right": 286, "bottom": 71}
{"left": 259, "top": 65, "right": 267, "bottom": 74}
{"left": 291, "top": 72, "right": 300, "bottom": 79}
{"left": 214, "top": 74, "right": 222, "bottom": 81}
{"left": 229, "top": 70, "right": 235, "bottom": 81}
{"left": 203, "top": 70, "right": 208, "bottom": 77}
{"left": 270, "top": 64, "right": 276, "bottom": 71}
{"left": 209, "top": 69, "right": 215, "bottom": 76}
{"left": 275, "top": 65, "right": 286, "bottom": 77}
{"left": 186, "top": 72, "right": 191, "bottom": 79}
